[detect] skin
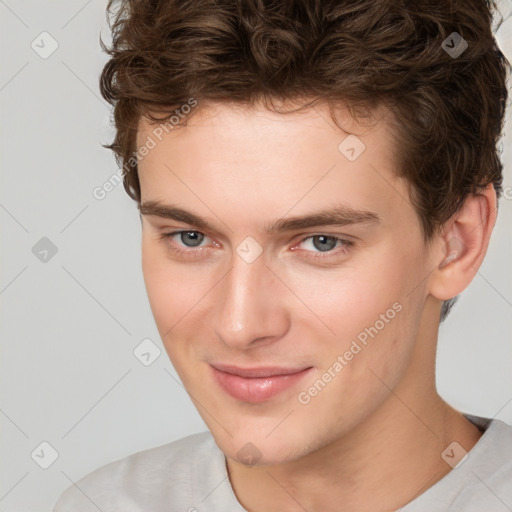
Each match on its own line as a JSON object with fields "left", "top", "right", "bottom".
{"left": 136, "top": 100, "right": 496, "bottom": 512}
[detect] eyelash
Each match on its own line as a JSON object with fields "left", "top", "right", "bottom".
{"left": 158, "top": 230, "right": 354, "bottom": 261}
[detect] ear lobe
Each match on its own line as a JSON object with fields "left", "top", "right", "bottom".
{"left": 428, "top": 184, "right": 497, "bottom": 301}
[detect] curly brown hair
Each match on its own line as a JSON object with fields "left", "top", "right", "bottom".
{"left": 99, "top": 0, "right": 509, "bottom": 321}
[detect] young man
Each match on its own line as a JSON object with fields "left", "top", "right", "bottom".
{"left": 55, "top": 0, "right": 512, "bottom": 510}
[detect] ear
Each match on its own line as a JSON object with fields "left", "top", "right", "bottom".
{"left": 428, "top": 184, "right": 497, "bottom": 301}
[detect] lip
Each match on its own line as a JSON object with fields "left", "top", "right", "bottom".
{"left": 210, "top": 363, "right": 313, "bottom": 403}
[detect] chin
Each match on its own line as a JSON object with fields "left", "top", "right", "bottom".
{"left": 212, "top": 424, "right": 316, "bottom": 467}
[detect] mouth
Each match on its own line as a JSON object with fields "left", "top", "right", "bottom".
{"left": 209, "top": 363, "right": 313, "bottom": 403}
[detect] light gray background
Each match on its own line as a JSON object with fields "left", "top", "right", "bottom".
{"left": 1, "top": 1, "right": 511, "bottom": 511}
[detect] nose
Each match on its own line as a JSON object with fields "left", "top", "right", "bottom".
{"left": 213, "top": 250, "right": 290, "bottom": 350}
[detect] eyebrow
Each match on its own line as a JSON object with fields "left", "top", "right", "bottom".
{"left": 138, "top": 201, "right": 380, "bottom": 233}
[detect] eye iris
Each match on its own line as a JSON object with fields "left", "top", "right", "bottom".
{"left": 181, "top": 231, "right": 204, "bottom": 247}
{"left": 313, "top": 235, "right": 337, "bottom": 252}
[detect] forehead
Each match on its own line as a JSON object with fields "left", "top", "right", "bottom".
{"left": 135, "top": 101, "right": 413, "bottom": 233}
{"left": 136, "top": 100, "right": 395, "bottom": 158}
{"left": 136, "top": 101, "right": 399, "bottom": 181}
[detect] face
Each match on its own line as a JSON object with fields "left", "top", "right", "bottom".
{"left": 137, "top": 101, "right": 437, "bottom": 465}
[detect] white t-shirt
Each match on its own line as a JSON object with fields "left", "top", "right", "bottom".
{"left": 54, "top": 414, "right": 512, "bottom": 511}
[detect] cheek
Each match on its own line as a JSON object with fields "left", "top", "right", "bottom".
{"left": 141, "top": 242, "right": 210, "bottom": 341}
{"left": 282, "top": 249, "right": 417, "bottom": 378}
{"left": 280, "top": 253, "right": 406, "bottom": 335}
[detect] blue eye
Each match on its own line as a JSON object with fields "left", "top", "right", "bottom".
{"left": 159, "top": 230, "right": 353, "bottom": 260}
{"left": 158, "top": 230, "right": 212, "bottom": 260}
{"left": 300, "top": 235, "right": 342, "bottom": 252}
{"left": 173, "top": 230, "right": 206, "bottom": 247}
{"left": 292, "top": 235, "right": 353, "bottom": 261}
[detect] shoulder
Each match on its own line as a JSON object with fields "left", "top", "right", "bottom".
{"left": 53, "top": 431, "right": 220, "bottom": 511}
{"left": 475, "top": 419, "right": 512, "bottom": 487}
{"left": 404, "top": 417, "right": 512, "bottom": 512}
{"left": 452, "top": 418, "right": 512, "bottom": 510}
